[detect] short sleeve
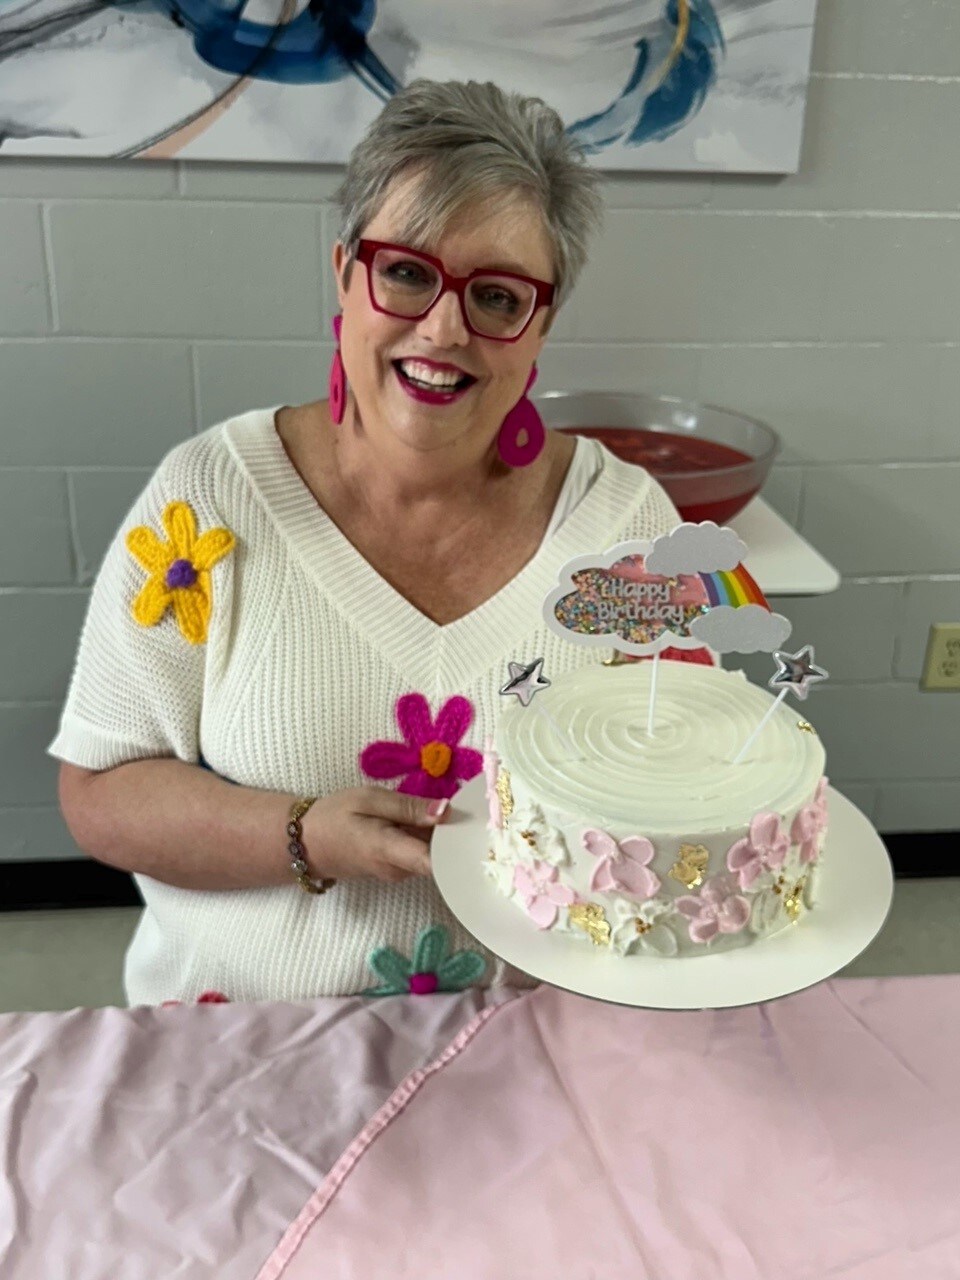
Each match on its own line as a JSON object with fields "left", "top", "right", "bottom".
{"left": 48, "top": 438, "right": 234, "bottom": 772}
{"left": 547, "top": 438, "right": 681, "bottom": 543}
{"left": 643, "top": 473, "right": 682, "bottom": 537}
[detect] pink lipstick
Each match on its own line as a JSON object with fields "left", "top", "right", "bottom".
{"left": 393, "top": 360, "right": 476, "bottom": 405}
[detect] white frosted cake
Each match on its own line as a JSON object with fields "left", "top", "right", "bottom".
{"left": 484, "top": 660, "right": 829, "bottom": 958}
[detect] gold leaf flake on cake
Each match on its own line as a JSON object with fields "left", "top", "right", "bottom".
{"left": 784, "top": 878, "right": 806, "bottom": 921}
{"left": 797, "top": 720, "right": 816, "bottom": 734}
{"left": 494, "top": 768, "right": 514, "bottom": 819}
{"left": 519, "top": 829, "right": 538, "bottom": 848}
{"left": 567, "top": 903, "right": 611, "bottom": 947}
{"left": 669, "top": 844, "right": 710, "bottom": 889}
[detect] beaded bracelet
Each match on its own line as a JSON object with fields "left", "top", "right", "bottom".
{"left": 286, "top": 797, "right": 337, "bottom": 895}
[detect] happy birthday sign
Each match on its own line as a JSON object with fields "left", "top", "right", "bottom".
{"left": 555, "top": 565, "right": 708, "bottom": 647}
{"left": 545, "top": 522, "right": 792, "bottom": 659}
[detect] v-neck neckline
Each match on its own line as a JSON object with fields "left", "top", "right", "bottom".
{"left": 223, "top": 408, "right": 652, "bottom": 689}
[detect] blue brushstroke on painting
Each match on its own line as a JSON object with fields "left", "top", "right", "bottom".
{"left": 569, "top": 0, "right": 725, "bottom": 152}
{"left": 133, "top": 0, "right": 399, "bottom": 93}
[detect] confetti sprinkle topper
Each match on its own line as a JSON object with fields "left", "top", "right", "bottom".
{"left": 543, "top": 522, "right": 793, "bottom": 734}
{"left": 731, "top": 644, "right": 829, "bottom": 765}
{"left": 499, "top": 657, "right": 573, "bottom": 757}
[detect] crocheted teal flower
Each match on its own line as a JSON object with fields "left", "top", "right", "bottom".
{"left": 363, "top": 925, "right": 486, "bottom": 997}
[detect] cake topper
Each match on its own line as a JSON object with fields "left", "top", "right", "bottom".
{"left": 499, "top": 657, "right": 573, "bottom": 758}
{"left": 768, "top": 646, "right": 829, "bottom": 700}
{"left": 544, "top": 522, "right": 792, "bottom": 734}
{"left": 732, "top": 644, "right": 830, "bottom": 764}
{"left": 499, "top": 658, "right": 551, "bottom": 706}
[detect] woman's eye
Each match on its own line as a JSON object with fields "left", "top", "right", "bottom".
{"left": 384, "top": 261, "right": 432, "bottom": 286}
{"left": 477, "top": 287, "right": 521, "bottom": 313}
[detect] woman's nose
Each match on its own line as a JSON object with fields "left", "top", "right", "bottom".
{"left": 415, "top": 288, "right": 471, "bottom": 347}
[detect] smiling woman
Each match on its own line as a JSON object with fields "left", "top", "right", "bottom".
{"left": 327, "top": 176, "right": 557, "bottom": 473}
{"left": 49, "top": 78, "right": 681, "bottom": 1008}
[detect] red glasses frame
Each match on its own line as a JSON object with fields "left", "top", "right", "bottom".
{"left": 354, "top": 238, "right": 556, "bottom": 342}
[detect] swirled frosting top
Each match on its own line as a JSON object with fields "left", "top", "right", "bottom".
{"left": 495, "top": 661, "right": 825, "bottom": 834}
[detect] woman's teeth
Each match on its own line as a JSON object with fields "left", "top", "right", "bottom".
{"left": 397, "top": 360, "right": 470, "bottom": 390}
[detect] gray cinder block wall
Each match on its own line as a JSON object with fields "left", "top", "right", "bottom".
{"left": 0, "top": 0, "right": 958, "bottom": 868}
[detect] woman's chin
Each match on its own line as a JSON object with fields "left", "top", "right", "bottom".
{"left": 389, "top": 409, "right": 489, "bottom": 461}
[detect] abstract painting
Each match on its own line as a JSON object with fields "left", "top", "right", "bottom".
{"left": 0, "top": 0, "right": 818, "bottom": 171}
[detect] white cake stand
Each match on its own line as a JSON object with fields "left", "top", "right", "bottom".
{"left": 431, "top": 776, "right": 895, "bottom": 1010}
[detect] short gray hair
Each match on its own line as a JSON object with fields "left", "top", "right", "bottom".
{"left": 334, "top": 79, "right": 603, "bottom": 312}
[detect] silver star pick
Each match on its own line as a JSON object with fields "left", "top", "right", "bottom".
{"left": 768, "top": 645, "right": 829, "bottom": 701}
{"left": 499, "top": 658, "right": 551, "bottom": 707}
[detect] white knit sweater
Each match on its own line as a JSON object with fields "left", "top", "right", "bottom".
{"left": 49, "top": 409, "right": 679, "bottom": 1005}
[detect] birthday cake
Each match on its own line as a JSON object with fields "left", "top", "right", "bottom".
{"left": 483, "top": 659, "right": 829, "bottom": 958}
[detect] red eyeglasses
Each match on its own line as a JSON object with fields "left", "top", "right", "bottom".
{"left": 354, "top": 239, "right": 555, "bottom": 342}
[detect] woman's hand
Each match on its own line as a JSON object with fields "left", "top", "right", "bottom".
{"left": 302, "top": 786, "right": 450, "bottom": 883}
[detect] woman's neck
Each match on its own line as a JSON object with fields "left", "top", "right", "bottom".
{"left": 275, "top": 398, "right": 574, "bottom": 531}
{"left": 332, "top": 403, "right": 527, "bottom": 517}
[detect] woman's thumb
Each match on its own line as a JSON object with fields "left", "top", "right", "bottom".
{"left": 366, "top": 787, "right": 450, "bottom": 827}
{"left": 419, "top": 795, "right": 450, "bottom": 824}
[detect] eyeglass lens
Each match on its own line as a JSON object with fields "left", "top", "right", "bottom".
{"left": 370, "top": 246, "right": 537, "bottom": 339}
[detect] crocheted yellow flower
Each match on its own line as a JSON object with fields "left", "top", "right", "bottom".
{"left": 126, "top": 501, "right": 235, "bottom": 645}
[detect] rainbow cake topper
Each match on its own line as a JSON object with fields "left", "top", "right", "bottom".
{"left": 697, "top": 565, "right": 766, "bottom": 608}
{"left": 542, "top": 523, "right": 821, "bottom": 749}
{"left": 544, "top": 522, "right": 792, "bottom": 659}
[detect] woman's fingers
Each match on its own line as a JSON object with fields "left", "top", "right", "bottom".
{"left": 378, "top": 826, "right": 434, "bottom": 879}
{"left": 304, "top": 788, "right": 449, "bottom": 881}
{"left": 352, "top": 786, "right": 450, "bottom": 829}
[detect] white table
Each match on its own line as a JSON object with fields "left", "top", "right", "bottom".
{"left": 730, "top": 497, "right": 839, "bottom": 597}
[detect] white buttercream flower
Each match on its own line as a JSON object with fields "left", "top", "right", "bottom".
{"left": 482, "top": 854, "right": 517, "bottom": 896}
{"left": 749, "top": 876, "right": 788, "bottom": 936}
{"left": 607, "top": 895, "right": 678, "bottom": 957}
{"left": 504, "top": 802, "right": 570, "bottom": 866}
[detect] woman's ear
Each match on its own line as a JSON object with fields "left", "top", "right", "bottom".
{"left": 332, "top": 241, "right": 349, "bottom": 308}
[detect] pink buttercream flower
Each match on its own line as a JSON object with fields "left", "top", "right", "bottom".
{"left": 360, "top": 693, "right": 483, "bottom": 800}
{"left": 726, "top": 813, "right": 789, "bottom": 889}
{"left": 514, "top": 860, "right": 575, "bottom": 929}
{"left": 675, "top": 874, "right": 751, "bottom": 944}
{"left": 582, "top": 829, "right": 661, "bottom": 898}
{"left": 790, "top": 776, "right": 829, "bottom": 865}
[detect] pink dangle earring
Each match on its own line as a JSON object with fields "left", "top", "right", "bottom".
{"left": 496, "top": 366, "right": 545, "bottom": 467}
{"left": 329, "top": 314, "right": 347, "bottom": 425}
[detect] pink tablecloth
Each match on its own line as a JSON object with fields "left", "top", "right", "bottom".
{"left": 2, "top": 977, "right": 960, "bottom": 1279}
{"left": 264, "top": 977, "right": 960, "bottom": 1280}
{"left": 0, "top": 987, "right": 509, "bottom": 1279}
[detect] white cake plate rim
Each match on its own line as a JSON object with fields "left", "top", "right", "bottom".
{"left": 431, "top": 777, "right": 895, "bottom": 1010}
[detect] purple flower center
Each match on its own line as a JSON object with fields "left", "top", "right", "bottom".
{"left": 166, "top": 558, "right": 198, "bottom": 590}
{"left": 408, "top": 972, "right": 439, "bottom": 996}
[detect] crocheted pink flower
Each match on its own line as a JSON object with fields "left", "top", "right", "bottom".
{"left": 582, "top": 829, "right": 661, "bottom": 898}
{"left": 514, "top": 860, "right": 575, "bottom": 929}
{"left": 160, "top": 990, "right": 230, "bottom": 1007}
{"left": 360, "top": 693, "right": 483, "bottom": 800}
{"left": 675, "top": 874, "right": 751, "bottom": 944}
{"left": 726, "top": 813, "right": 789, "bottom": 890}
{"left": 790, "top": 776, "right": 829, "bottom": 865}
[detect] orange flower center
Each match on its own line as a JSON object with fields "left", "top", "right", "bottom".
{"left": 420, "top": 741, "right": 453, "bottom": 778}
